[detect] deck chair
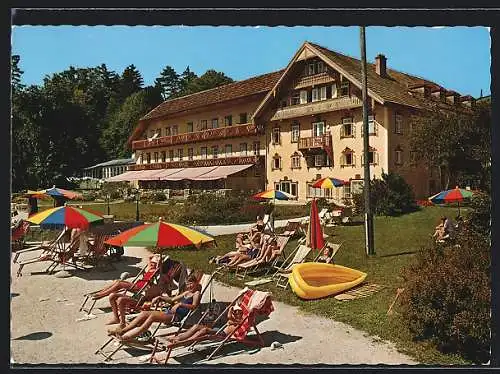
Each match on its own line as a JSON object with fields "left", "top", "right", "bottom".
{"left": 80, "top": 260, "right": 164, "bottom": 315}
{"left": 312, "top": 242, "right": 343, "bottom": 262}
{"left": 281, "top": 221, "right": 303, "bottom": 238}
{"left": 16, "top": 229, "right": 82, "bottom": 277}
{"left": 234, "top": 235, "right": 291, "bottom": 280}
{"left": 11, "top": 220, "right": 31, "bottom": 251}
{"left": 272, "top": 243, "right": 312, "bottom": 289}
{"left": 265, "top": 236, "right": 306, "bottom": 276}
{"left": 161, "top": 288, "right": 274, "bottom": 363}
{"left": 262, "top": 214, "right": 274, "bottom": 234}
{"left": 76, "top": 233, "right": 114, "bottom": 270}
{"left": 95, "top": 271, "right": 215, "bottom": 362}
{"left": 13, "top": 227, "right": 68, "bottom": 264}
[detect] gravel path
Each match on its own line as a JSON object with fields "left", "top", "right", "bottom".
{"left": 10, "top": 246, "right": 417, "bottom": 365}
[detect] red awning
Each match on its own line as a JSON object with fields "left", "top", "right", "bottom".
{"left": 194, "top": 164, "right": 254, "bottom": 180}
{"left": 106, "top": 171, "right": 142, "bottom": 182}
{"left": 154, "top": 168, "right": 185, "bottom": 180}
{"left": 162, "top": 166, "right": 218, "bottom": 181}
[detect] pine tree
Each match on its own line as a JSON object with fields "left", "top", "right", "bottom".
{"left": 154, "top": 65, "right": 180, "bottom": 100}
{"left": 119, "top": 64, "right": 144, "bottom": 100}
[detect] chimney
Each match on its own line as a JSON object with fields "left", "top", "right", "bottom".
{"left": 375, "top": 54, "right": 387, "bottom": 77}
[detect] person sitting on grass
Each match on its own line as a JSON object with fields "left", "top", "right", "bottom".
{"left": 104, "top": 257, "right": 181, "bottom": 328}
{"left": 165, "top": 302, "right": 244, "bottom": 345}
{"left": 108, "top": 273, "right": 202, "bottom": 342}
{"left": 432, "top": 217, "right": 446, "bottom": 242}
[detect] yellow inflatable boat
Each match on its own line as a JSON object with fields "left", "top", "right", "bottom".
{"left": 288, "top": 262, "right": 367, "bottom": 300}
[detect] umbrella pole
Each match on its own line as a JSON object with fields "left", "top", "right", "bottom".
{"left": 458, "top": 201, "right": 460, "bottom": 217}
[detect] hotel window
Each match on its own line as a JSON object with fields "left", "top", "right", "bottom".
{"left": 312, "top": 121, "right": 325, "bottom": 137}
{"left": 169, "top": 150, "right": 174, "bottom": 161}
{"left": 139, "top": 153, "right": 144, "bottom": 164}
{"left": 299, "top": 90, "right": 308, "bottom": 104}
{"left": 177, "top": 148, "right": 184, "bottom": 161}
{"left": 172, "top": 125, "right": 178, "bottom": 135}
{"left": 320, "top": 86, "right": 327, "bottom": 101}
{"left": 225, "top": 144, "right": 232, "bottom": 157}
{"left": 291, "top": 153, "right": 301, "bottom": 169}
{"left": 395, "top": 148, "right": 403, "bottom": 165}
{"left": 291, "top": 123, "right": 300, "bottom": 143}
{"left": 272, "top": 155, "right": 282, "bottom": 170}
{"left": 154, "top": 152, "right": 158, "bottom": 163}
{"left": 239, "top": 113, "right": 248, "bottom": 124}
{"left": 341, "top": 148, "right": 355, "bottom": 167}
{"left": 146, "top": 153, "right": 151, "bottom": 164}
{"left": 314, "top": 154, "right": 324, "bottom": 167}
{"left": 340, "top": 117, "right": 355, "bottom": 138}
{"left": 165, "top": 127, "right": 171, "bottom": 136}
{"left": 340, "top": 81, "right": 350, "bottom": 97}
{"left": 161, "top": 151, "right": 166, "bottom": 163}
{"left": 200, "top": 120, "right": 208, "bottom": 130}
{"left": 272, "top": 127, "right": 281, "bottom": 145}
{"left": 240, "top": 143, "right": 248, "bottom": 156}
{"left": 253, "top": 141, "right": 260, "bottom": 156}
{"left": 188, "top": 148, "right": 194, "bottom": 161}
{"left": 331, "top": 83, "right": 338, "bottom": 99}
{"left": 211, "top": 146, "right": 218, "bottom": 159}
{"left": 316, "top": 60, "right": 326, "bottom": 73}
{"left": 312, "top": 88, "right": 320, "bottom": 102}
{"left": 224, "top": 115, "right": 233, "bottom": 126}
{"left": 307, "top": 62, "right": 316, "bottom": 75}
{"left": 362, "top": 149, "right": 378, "bottom": 165}
{"left": 200, "top": 147, "right": 208, "bottom": 160}
{"left": 187, "top": 122, "right": 193, "bottom": 133}
{"left": 343, "top": 183, "right": 352, "bottom": 199}
{"left": 212, "top": 118, "right": 219, "bottom": 129}
{"left": 275, "top": 180, "right": 298, "bottom": 197}
{"left": 361, "top": 115, "right": 378, "bottom": 136}
{"left": 291, "top": 92, "right": 300, "bottom": 105}
{"left": 395, "top": 113, "right": 404, "bottom": 134}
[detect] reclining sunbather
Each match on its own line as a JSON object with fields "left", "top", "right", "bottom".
{"left": 108, "top": 273, "right": 202, "bottom": 341}
{"left": 166, "top": 303, "right": 244, "bottom": 344}
{"left": 105, "top": 257, "right": 182, "bottom": 327}
{"left": 253, "top": 236, "right": 279, "bottom": 263}
{"left": 226, "top": 243, "right": 260, "bottom": 267}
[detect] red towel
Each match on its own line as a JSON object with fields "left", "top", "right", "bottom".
{"left": 233, "top": 289, "right": 274, "bottom": 341}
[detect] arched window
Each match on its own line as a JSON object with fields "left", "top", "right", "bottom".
{"left": 290, "top": 152, "right": 301, "bottom": 169}
{"left": 272, "top": 153, "right": 282, "bottom": 170}
{"left": 361, "top": 146, "right": 379, "bottom": 166}
{"left": 340, "top": 147, "right": 355, "bottom": 167}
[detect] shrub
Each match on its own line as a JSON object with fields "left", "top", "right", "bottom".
{"left": 400, "top": 227, "right": 490, "bottom": 363}
{"left": 353, "top": 172, "right": 419, "bottom": 216}
{"left": 466, "top": 192, "right": 491, "bottom": 237}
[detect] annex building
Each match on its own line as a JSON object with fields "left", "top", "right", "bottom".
{"left": 112, "top": 41, "right": 476, "bottom": 203}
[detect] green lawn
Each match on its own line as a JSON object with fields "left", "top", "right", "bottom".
{"left": 163, "top": 205, "right": 470, "bottom": 365}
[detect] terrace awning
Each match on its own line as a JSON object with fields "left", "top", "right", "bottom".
{"left": 106, "top": 169, "right": 163, "bottom": 182}
{"left": 194, "top": 164, "right": 254, "bottom": 180}
{"left": 162, "top": 166, "right": 218, "bottom": 181}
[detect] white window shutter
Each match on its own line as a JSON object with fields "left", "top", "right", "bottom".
{"left": 320, "top": 86, "right": 327, "bottom": 100}
{"left": 332, "top": 84, "right": 338, "bottom": 98}
{"left": 353, "top": 123, "right": 356, "bottom": 138}
{"left": 300, "top": 90, "right": 308, "bottom": 104}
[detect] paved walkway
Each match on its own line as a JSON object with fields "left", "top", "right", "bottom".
{"left": 11, "top": 246, "right": 417, "bottom": 365}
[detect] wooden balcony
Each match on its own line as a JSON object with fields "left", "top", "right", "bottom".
{"left": 130, "top": 155, "right": 264, "bottom": 171}
{"left": 131, "top": 123, "right": 259, "bottom": 151}
{"left": 293, "top": 72, "right": 336, "bottom": 89}
{"left": 298, "top": 134, "right": 332, "bottom": 150}
{"left": 271, "top": 96, "right": 363, "bottom": 121}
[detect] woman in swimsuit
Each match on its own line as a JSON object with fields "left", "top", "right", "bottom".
{"left": 166, "top": 303, "right": 244, "bottom": 344}
{"left": 109, "top": 273, "right": 201, "bottom": 341}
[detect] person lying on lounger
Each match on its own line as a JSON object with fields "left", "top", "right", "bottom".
{"left": 225, "top": 243, "right": 260, "bottom": 267}
{"left": 209, "top": 233, "right": 262, "bottom": 266}
{"left": 254, "top": 237, "right": 280, "bottom": 263}
{"left": 166, "top": 303, "right": 244, "bottom": 344}
{"left": 105, "top": 257, "right": 181, "bottom": 327}
{"left": 108, "top": 273, "right": 202, "bottom": 341}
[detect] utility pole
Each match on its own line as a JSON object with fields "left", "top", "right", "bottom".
{"left": 360, "top": 26, "right": 375, "bottom": 256}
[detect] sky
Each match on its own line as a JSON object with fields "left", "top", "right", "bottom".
{"left": 11, "top": 26, "right": 491, "bottom": 98}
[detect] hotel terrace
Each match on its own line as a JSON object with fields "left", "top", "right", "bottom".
{"left": 114, "top": 41, "right": 476, "bottom": 203}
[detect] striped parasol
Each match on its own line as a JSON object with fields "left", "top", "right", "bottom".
{"left": 26, "top": 205, "right": 104, "bottom": 229}
{"left": 428, "top": 186, "right": 474, "bottom": 215}
{"left": 311, "top": 177, "right": 347, "bottom": 189}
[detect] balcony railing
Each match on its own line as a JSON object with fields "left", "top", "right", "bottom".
{"left": 293, "top": 72, "right": 336, "bottom": 90}
{"left": 130, "top": 155, "right": 264, "bottom": 171}
{"left": 132, "top": 123, "right": 258, "bottom": 151}
{"left": 271, "top": 96, "right": 362, "bottom": 121}
{"left": 298, "top": 134, "right": 332, "bottom": 150}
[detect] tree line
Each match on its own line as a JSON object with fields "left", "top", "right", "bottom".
{"left": 11, "top": 56, "right": 233, "bottom": 192}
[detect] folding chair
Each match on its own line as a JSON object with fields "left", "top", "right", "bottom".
{"left": 265, "top": 236, "right": 306, "bottom": 276}
{"left": 13, "top": 227, "right": 68, "bottom": 264}
{"left": 262, "top": 214, "right": 274, "bottom": 234}
{"left": 281, "top": 221, "right": 303, "bottom": 238}
{"left": 76, "top": 233, "right": 114, "bottom": 270}
{"left": 11, "top": 220, "right": 31, "bottom": 251}
{"left": 272, "top": 243, "right": 312, "bottom": 289}
{"left": 95, "top": 271, "right": 216, "bottom": 362}
{"left": 235, "top": 235, "right": 290, "bottom": 280}
{"left": 312, "top": 242, "right": 343, "bottom": 262}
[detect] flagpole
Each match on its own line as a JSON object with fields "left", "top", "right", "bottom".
{"left": 360, "top": 26, "right": 376, "bottom": 256}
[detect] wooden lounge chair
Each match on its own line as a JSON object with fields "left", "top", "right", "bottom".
{"left": 272, "top": 243, "right": 312, "bottom": 289}
{"left": 312, "top": 242, "right": 343, "bottom": 262}
{"left": 234, "top": 235, "right": 291, "bottom": 280}
{"left": 150, "top": 287, "right": 274, "bottom": 364}
{"left": 280, "top": 221, "right": 304, "bottom": 238}
{"left": 13, "top": 228, "right": 68, "bottom": 264}
{"left": 75, "top": 233, "right": 114, "bottom": 270}
{"left": 95, "top": 271, "right": 215, "bottom": 362}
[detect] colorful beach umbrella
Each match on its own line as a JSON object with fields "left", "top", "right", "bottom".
{"left": 251, "top": 189, "right": 295, "bottom": 201}
{"left": 311, "top": 177, "right": 347, "bottom": 189}
{"left": 105, "top": 219, "right": 216, "bottom": 249}
{"left": 25, "top": 186, "right": 82, "bottom": 200}
{"left": 428, "top": 186, "right": 474, "bottom": 215}
{"left": 27, "top": 205, "right": 104, "bottom": 229}
{"left": 306, "top": 199, "right": 325, "bottom": 251}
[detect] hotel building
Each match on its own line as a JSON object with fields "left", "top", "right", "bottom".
{"left": 120, "top": 42, "right": 475, "bottom": 203}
